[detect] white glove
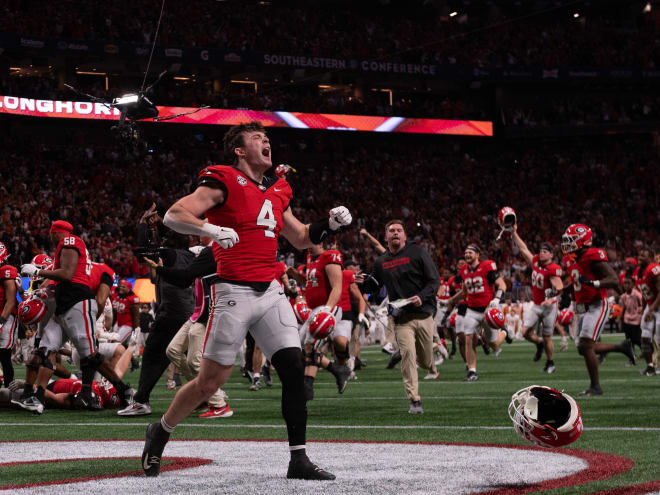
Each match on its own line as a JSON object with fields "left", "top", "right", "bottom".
{"left": 328, "top": 206, "right": 352, "bottom": 230}
{"left": 488, "top": 298, "right": 500, "bottom": 309}
{"left": 202, "top": 223, "right": 239, "bottom": 249}
{"left": 358, "top": 313, "right": 370, "bottom": 330}
{"left": 21, "top": 264, "right": 40, "bottom": 277}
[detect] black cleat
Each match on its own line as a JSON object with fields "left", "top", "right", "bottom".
{"left": 386, "top": 350, "right": 402, "bottom": 369}
{"left": 481, "top": 342, "right": 490, "bottom": 355}
{"left": 578, "top": 385, "right": 603, "bottom": 397}
{"left": 287, "top": 454, "right": 336, "bottom": 480}
{"left": 261, "top": 365, "right": 272, "bottom": 387}
{"left": 533, "top": 342, "right": 544, "bottom": 362}
{"left": 640, "top": 366, "right": 656, "bottom": 376}
{"left": 334, "top": 364, "right": 351, "bottom": 394}
{"left": 73, "top": 390, "right": 103, "bottom": 411}
{"left": 464, "top": 370, "right": 478, "bottom": 382}
{"left": 142, "top": 422, "right": 170, "bottom": 477}
{"left": 619, "top": 339, "right": 636, "bottom": 365}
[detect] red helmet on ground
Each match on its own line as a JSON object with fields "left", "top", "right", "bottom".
{"left": 31, "top": 254, "right": 54, "bottom": 269}
{"left": 118, "top": 279, "right": 133, "bottom": 290}
{"left": 557, "top": 309, "right": 574, "bottom": 326}
{"left": 293, "top": 301, "right": 310, "bottom": 324}
{"left": 508, "top": 385, "right": 583, "bottom": 448}
{"left": 448, "top": 312, "right": 457, "bottom": 328}
{"left": 497, "top": 207, "right": 517, "bottom": 232}
{"left": 561, "top": 224, "right": 593, "bottom": 254}
{"left": 18, "top": 297, "right": 48, "bottom": 325}
{"left": 0, "top": 242, "right": 8, "bottom": 264}
{"left": 484, "top": 307, "right": 506, "bottom": 329}
{"left": 309, "top": 311, "right": 336, "bottom": 340}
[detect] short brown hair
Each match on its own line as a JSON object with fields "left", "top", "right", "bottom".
{"left": 223, "top": 121, "right": 266, "bottom": 164}
{"left": 385, "top": 219, "right": 405, "bottom": 231}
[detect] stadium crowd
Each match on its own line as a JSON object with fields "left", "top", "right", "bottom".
{"left": 1, "top": 0, "right": 658, "bottom": 69}
{"left": 0, "top": 129, "right": 656, "bottom": 282}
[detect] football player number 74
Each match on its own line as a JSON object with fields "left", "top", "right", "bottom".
{"left": 257, "top": 199, "right": 277, "bottom": 238}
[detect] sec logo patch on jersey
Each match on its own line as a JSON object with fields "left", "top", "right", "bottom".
{"left": 237, "top": 176, "right": 247, "bottom": 186}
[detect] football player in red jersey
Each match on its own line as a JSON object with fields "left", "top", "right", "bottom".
{"left": 445, "top": 245, "right": 508, "bottom": 382}
{"left": 344, "top": 259, "right": 369, "bottom": 372}
{"left": 299, "top": 241, "right": 354, "bottom": 398}
{"left": 561, "top": 224, "right": 635, "bottom": 396}
{"left": 444, "top": 260, "right": 467, "bottom": 361}
{"left": 111, "top": 279, "right": 141, "bottom": 345}
{"left": 144, "top": 121, "right": 350, "bottom": 480}
{"left": 17, "top": 220, "right": 134, "bottom": 413}
{"left": 512, "top": 227, "right": 563, "bottom": 373}
{"left": 633, "top": 246, "right": 660, "bottom": 375}
{"left": 0, "top": 242, "right": 19, "bottom": 389}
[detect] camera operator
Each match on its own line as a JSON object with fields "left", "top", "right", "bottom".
{"left": 118, "top": 204, "right": 195, "bottom": 416}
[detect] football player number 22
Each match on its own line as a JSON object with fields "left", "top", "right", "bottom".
{"left": 257, "top": 199, "right": 277, "bottom": 238}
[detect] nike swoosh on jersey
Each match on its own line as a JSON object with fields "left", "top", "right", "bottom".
{"left": 274, "top": 188, "right": 283, "bottom": 191}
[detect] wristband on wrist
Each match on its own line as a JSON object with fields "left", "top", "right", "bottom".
{"left": 593, "top": 280, "right": 600, "bottom": 288}
{"left": 495, "top": 289, "right": 503, "bottom": 300}
{"left": 309, "top": 218, "right": 331, "bottom": 244}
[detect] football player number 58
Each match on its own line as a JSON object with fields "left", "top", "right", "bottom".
{"left": 257, "top": 199, "right": 277, "bottom": 238}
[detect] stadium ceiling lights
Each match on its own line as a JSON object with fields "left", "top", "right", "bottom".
{"left": 449, "top": 11, "right": 458, "bottom": 17}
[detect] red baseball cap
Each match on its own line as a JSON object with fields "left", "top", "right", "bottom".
{"left": 50, "top": 220, "right": 74, "bottom": 234}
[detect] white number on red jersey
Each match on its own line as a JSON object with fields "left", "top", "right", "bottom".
{"left": 464, "top": 276, "right": 485, "bottom": 294}
{"left": 307, "top": 268, "right": 319, "bottom": 287}
{"left": 571, "top": 269, "right": 582, "bottom": 292}
{"left": 640, "top": 283, "right": 653, "bottom": 301}
{"left": 256, "top": 199, "right": 277, "bottom": 238}
{"left": 4, "top": 269, "right": 10, "bottom": 279}
{"left": 532, "top": 271, "right": 545, "bottom": 290}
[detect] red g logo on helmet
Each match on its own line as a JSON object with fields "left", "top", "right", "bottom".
{"left": 558, "top": 309, "right": 574, "bottom": 326}
{"left": 497, "top": 207, "right": 517, "bottom": 231}
{"left": 31, "top": 254, "right": 54, "bottom": 269}
{"left": 561, "top": 224, "right": 593, "bottom": 254}
{"left": 484, "top": 307, "right": 506, "bottom": 329}
{"left": 0, "top": 242, "right": 8, "bottom": 264}
{"left": 309, "top": 311, "right": 335, "bottom": 340}
{"left": 448, "top": 312, "right": 457, "bottom": 328}
{"left": 293, "top": 301, "right": 310, "bottom": 324}
{"left": 18, "top": 298, "right": 47, "bottom": 325}
{"left": 508, "top": 385, "right": 583, "bottom": 448}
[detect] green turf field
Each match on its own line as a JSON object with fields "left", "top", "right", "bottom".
{"left": 2, "top": 333, "right": 659, "bottom": 494}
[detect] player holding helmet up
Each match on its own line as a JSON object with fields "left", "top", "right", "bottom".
{"left": 511, "top": 225, "right": 563, "bottom": 374}
{"left": 561, "top": 224, "right": 636, "bottom": 396}
{"left": 143, "top": 121, "right": 351, "bottom": 480}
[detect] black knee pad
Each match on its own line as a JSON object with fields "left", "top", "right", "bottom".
{"left": 303, "top": 350, "right": 315, "bottom": 368}
{"left": 577, "top": 344, "right": 587, "bottom": 356}
{"left": 333, "top": 342, "right": 349, "bottom": 362}
{"left": 27, "top": 350, "right": 46, "bottom": 371}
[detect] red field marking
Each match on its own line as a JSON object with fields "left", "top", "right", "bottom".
{"left": 586, "top": 480, "right": 660, "bottom": 495}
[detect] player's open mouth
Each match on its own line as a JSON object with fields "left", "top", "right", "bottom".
{"left": 262, "top": 148, "right": 270, "bottom": 157}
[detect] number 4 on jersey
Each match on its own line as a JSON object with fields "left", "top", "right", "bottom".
{"left": 257, "top": 199, "right": 277, "bottom": 238}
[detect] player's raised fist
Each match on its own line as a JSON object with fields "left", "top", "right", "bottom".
{"left": 328, "top": 206, "right": 352, "bottom": 230}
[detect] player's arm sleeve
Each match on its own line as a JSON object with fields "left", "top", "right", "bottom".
{"left": 486, "top": 270, "right": 499, "bottom": 285}
{"left": 416, "top": 247, "right": 441, "bottom": 301}
{"left": 156, "top": 247, "right": 215, "bottom": 287}
{"left": 360, "top": 258, "right": 384, "bottom": 294}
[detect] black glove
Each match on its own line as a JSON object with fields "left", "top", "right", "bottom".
{"left": 579, "top": 275, "right": 595, "bottom": 287}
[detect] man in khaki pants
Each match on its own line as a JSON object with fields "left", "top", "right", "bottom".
{"left": 362, "top": 220, "right": 441, "bottom": 414}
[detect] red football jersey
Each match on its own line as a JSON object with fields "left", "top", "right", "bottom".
{"left": 438, "top": 277, "right": 450, "bottom": 301}
{"left": 51, "top": 378, "right": 119, "bottom": 408}
{"left": 460, "top": 260, "right": 498, "bottom": 308}
{"left": 448, "top": 275, "right": 467, "bottom": 307}
{"left": 338, "top": 269, "right": 356, "bottom": 312}
{"left": 305, "top": 250, "right": 343, "bottom": 309}
{"left": 112, "top": 293, "right": 140, "bottom": 327}
{"left": 54, "top": 234, "right": 92, "bottom": 287}
{"left": 530, "top": 255, "right": 563, "bottom": 305}
{"left": 274, "top": 261, "right": 287, "bottom": 287}
{"left": 633, "top": 263, "right": 660, "bottom": 305}
{"left": 89, "top": 262, "right": 115, "bottom": 294}
{"left": 200, "top": 165, "right": 292, "bottom": 282}
{"left": 0, "top": 265, "right": 19, "bottom": 315}
{"left": 563, "top": 248, "right": 608, "bottom": 304}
